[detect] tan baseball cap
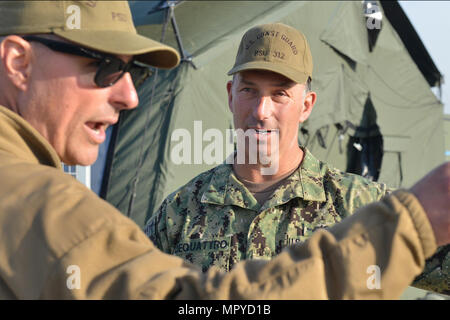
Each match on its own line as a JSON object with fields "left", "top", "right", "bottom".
{"left": 228, "top": 23, "right": 313, "bottom": 83}
{"left": 0, "top": 1, "right": 180, "bottom": 69}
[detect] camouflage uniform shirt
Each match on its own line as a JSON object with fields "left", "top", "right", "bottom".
{"left": 145, "top": 148, "right": 389, "bottom": 272}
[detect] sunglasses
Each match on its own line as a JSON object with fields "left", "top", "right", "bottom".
{"left": 22, "top": 35, "right": 152, "bottom": 88}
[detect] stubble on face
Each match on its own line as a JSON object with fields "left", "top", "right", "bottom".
{"left": 229, "top": 70, "right": 308, "bottom": 178}
{"left": 19, "top": 42, "right": 116, "bottom": 166}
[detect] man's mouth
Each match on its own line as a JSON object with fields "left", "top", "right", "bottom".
{"left": 245, "top": 128, "right": 280, "bottom": 144}
{"left": 255, "top": 129, "right": 274, "bottom": 135}
{"left": 85, "top": 121, "right": 110, "bottom": 144}
{"left": 86, "top": 122, "right": 107, "bottom": 133}
{"left": 250, "top": 128, "right": 279, "bottom": 135}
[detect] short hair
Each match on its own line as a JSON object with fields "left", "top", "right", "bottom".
{"left": 305, "top": 77, "right": 312, "bottom": 93}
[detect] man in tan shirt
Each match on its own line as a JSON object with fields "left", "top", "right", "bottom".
{"left": 0, "top": 1, "right": 448, "bottom": 299}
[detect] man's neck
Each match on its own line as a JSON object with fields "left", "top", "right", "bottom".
{"left": 232, "top": 146, "right": 304, "bottom": 183}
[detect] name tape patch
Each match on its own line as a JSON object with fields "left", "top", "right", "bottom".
{"left": 174, "top": 237, "right": 231, "bottom": 254}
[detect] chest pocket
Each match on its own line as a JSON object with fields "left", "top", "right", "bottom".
{"left": 274, "top": 204, "right": 340, "bottom": 255}
{"left": 172, "top": 236, "right": 232, "bottom": 272}
{"left": 274, "top": 221, "right": 334, "bottom": 255}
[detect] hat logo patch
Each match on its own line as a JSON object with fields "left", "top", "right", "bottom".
{"left": 245, "top": 30, "right": 279, "bottom": 50}
{"left": 244, "top": 30, "right": 298, "bottom": 56}
{"left": 280, "top": 34, "right": 298, "bottom": 55}
{"left": 254, "top": 49, "right": 286, "bottom": 60}
{"left": 256, "top": 30, "right": 279, "bottom": 39}
{"left": 254, "top": 49, "right": 269, "bottom": 57}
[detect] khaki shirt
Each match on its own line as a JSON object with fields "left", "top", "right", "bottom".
{"left": 0, "top": 105, "right": 438, "bottom": 299}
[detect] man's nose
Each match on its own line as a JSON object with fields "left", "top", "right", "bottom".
{"left": 253, "top": 95, "right": 272, "bottom": 120}
{"left": 109, "top": 72, "right": 139, "bottom": 111}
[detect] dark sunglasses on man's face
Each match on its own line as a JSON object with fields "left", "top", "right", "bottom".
{"left": 22, "top": 35, "right": 152, "bottom": 88}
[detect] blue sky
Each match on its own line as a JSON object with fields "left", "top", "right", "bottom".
{"left": 399, "top": 1, "right": 450, "bottom": 114}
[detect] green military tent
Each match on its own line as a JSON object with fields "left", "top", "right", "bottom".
{"left": 95, "top": 0, "right": 445, "bottom": 229}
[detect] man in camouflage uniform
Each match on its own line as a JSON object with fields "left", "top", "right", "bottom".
{"left": 145, "top": 23, "right": 448, "bottom": 293}
{"left": 146, "top": 150, "right": 389, "bottom": 272}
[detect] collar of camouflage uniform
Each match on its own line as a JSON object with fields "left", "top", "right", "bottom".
{"left": 200, "top": 147, "right": 327, "bottom": 211}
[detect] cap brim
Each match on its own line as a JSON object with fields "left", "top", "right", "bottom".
{"left": 227, "top": 61, "right": 309, "bottom": 84}
{"left": 53, "top": 30, "right": 180, "bottom": 69}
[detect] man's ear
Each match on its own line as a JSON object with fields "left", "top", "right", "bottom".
{"left": 0, "top": 36, "right": 33, "bottom": 91}
{"left": 299, "top": 90, "right": 317, "bottom": 123}
{"left": 226, "top": 80, "right": 234, "bottom": 113}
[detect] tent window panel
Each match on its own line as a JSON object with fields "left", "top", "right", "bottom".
{"left": 346, "top": 135, "right": 383, "bottom": 182}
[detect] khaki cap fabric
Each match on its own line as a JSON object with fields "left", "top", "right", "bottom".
{"left": 0, "top": 1, "right": 180, "bottom": 69}
{"left": 228, "top": 23, "right": 313, "bottom": 83}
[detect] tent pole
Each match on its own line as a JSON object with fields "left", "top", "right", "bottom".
{"left": 168, "top": 1, "right": 197, "bottom": 69}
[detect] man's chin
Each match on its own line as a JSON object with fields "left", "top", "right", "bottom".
{"left": 61, "top": 149, "right": 99, "bottom": 167}
{"left": 238, "top": 148, "right": 279, "bottom": 164}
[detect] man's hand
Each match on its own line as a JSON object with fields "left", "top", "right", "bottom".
{"left": 410, "top": 162, "right": 450, "bottom": 246}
